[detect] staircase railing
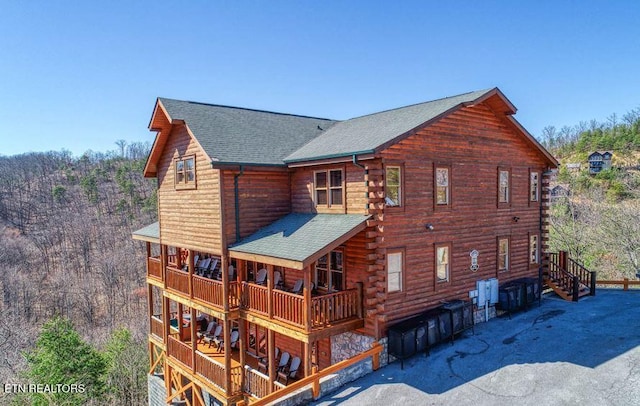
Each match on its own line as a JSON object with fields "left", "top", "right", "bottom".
{"left": 547, "top": 251, "right": 597, "bottom": 301}
{"left": 567, "top": 258, "right": 596, "bottom": 296}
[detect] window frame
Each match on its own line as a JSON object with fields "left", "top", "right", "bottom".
{"left": 174, "top": 155, "right": 197, "bottom": 190}
{"left": 497, "top": 236, "right": 510, "bottom": 273}
{"left": 434, "top": 164, "right": 452, "bottom": 209}
{"left": 497, "top": 167, "right": 511, "bottom": 208}
{"left": 529, "top": 169, "right": 540, "bottom": 204}
{"left": 314, "top": 248, "right": 344, "bottom": 292}
{"left": 314, "top": 168, "right": 344, "bottom": 209}
{"left": 529, "top": 233, "right": 540, "bottom": 266}
{"left": 435, "top": 243, "right": 452, "bottom": 284}
{"left": 386, "top": 249, "right": 404, "bottom": 293}
{"left": 384, "top": 164, "right": 403, "bottom": 208}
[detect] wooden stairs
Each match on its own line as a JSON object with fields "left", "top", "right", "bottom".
{"left": 544, "top": 251, "right": 596, "bottom": 302}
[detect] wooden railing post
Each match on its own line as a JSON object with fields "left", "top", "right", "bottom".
{"left": 559, "top": 250, "right": 568, "bottom": 271}
{"left": 304, "top": 266, "right": 312, "bottom": 332}
{"left": 187, "top": 250, "right": 194, "bottom": 299}
{"left": 161, "top": 244, "right": 168, "bottom": 289}
{"left": 590, "top": 271, "right": 597, "bottom": 296}
{"left": 311, "top": 365, "right": 320, "bottom": 399}
{"left": 356, "top": 282, "right": 363, "bottom": 319}
{"left": 267, "top": 264, "right": 274, "bottom": 318}
{"left": 371, "top": 342, "right": 380, "bottom": 371}
{"left": 572, "top": 276, "right": 579, "bottom": 302}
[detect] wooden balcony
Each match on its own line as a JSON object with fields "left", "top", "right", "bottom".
{"left": 241, "top": 282, "right": 363, "bottom": 333}
{"left": 166, "top": 266, "right": 239, "bottom": 312}
{"left": 244, "top": 367, "right": 285, "bottom": 399}
{"left": 166, "top": 336, "right": 244, "bottom": 397}
{"left": 150, "top": 315, "right": 164, "bottom": 341}
{"left": 147, "top": 256, "right": 162, "bottom": 280}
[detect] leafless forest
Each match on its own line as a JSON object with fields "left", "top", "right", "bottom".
{"left": 0, "top": 143, "right": 156, "bottom": 387}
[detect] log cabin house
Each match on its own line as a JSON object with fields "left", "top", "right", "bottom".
{"left": 133, "top": 88, "right": 558, "bottom": 405}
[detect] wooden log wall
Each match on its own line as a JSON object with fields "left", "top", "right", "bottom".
{"left": 222, "top": 170, "right": 291, "bottom": 244}
{"left": 377, "top": 103, "right": 552, "bottom": 334}
{"left": 156, "top": 124, "right": 223, "bottom": 254}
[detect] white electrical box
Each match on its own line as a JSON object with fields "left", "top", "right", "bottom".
{"left": 476, "top": 280, "right": 486, "bottom": 307}
{"left": 487, "top": 277, "right": 499, "bottom": 304}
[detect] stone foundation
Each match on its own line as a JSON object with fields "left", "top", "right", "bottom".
{"left": 474, "top": 304, "right": 497, "bottom": 323}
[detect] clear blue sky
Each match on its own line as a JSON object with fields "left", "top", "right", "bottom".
{"left": 1, "top": 1, "right": 639, "bottom": 156}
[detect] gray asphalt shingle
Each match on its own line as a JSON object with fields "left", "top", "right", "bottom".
{"left": 229, "top": 213, "right": 370, "bottom": 263}
{"left": 132, "top": 221, "right": 159, "bottom": 241}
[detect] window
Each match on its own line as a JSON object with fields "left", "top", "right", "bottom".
{"left": 530, "top": 234, "right": 539, "bottom": 264}
{"left": 315, "top": 169, "right": 343, "bottom": 207}
{"left": 387, "top": 251, "right": 403, "bottom": 292}
{"left": 385, "top": 166, "right": 402, "bottom": 207}
{"left": 498, "top": 168, "right": 510, "bottom": 205}
{"left": 175, "top": 156, "right": 196, "bottom": 189}
{"left": 435, "top": 167, "right": 450, "bottom": 206}
{"left": 498, "top": 238, "right": 509, "bottom": 272}
{"left": 315, "top": 249, "right": 343, "bottom": 291}
{"left": 530, "top": 171, "right": 539, "bottom": 202}
{"left": 436, "top": 245, "right": 450, "bottom": 282}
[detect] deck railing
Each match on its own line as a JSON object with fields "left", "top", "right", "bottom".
{"left": 244, "top": 367, "right": 271, "bottom": 399}
{"left": 311, "top": 288, "right": 361, "bottom": 328}
{"left": 166, "top": 266, "right": 189, "bottom": 295}
{"left": 242, "top": 283, "right": 362, "bottom": 331}
{"left": 242, "top": 283, "right": 269, "bottom": 316}
{"left": 597, "top": 278, "right": 640, "bottom": 290}
{"left": 567, "top": 258, "right": 596, "bottom": 295}
{"left": 150, "top": 315, "right": 164, "bottom": 340}
{"left": 167, "top": 335, "right": 193, "bottom": 369}
{"left": 147, "top": 257, "right": 162, "bottom": 280}
{"left": 193, "top": 275, "right": 225, "bottom": 308}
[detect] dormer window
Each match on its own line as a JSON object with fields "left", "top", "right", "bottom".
{"left": 175, "top": 155, "right": 196, "bottom": 189}
{"left": 314, "top": 169, "right": 343, "bottom": 207}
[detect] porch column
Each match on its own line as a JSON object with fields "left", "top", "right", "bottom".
{"left": 222, "top": 255, "right": 230, "bottom": 312}
{"left": 188, "top": 250, "right": 194, "bottom": 299}
{"left": 162, "top": 295, "right": 170, "bottom": 343}
{"left": 190, "top": 307, "right": 197, "bottom": 371}
{"left": 238, "top": 319, "right": 247, "bottom": 391}
{"left": 304, "top": 341, "right": 312, "bottom": 377}
{"left": 145, "top": 242, "right": 151, "bottom": 277}
{"left": 267, "top": 264, "right": 274, "bottom": 318}
{"left": 177, "top": 302, "right": 184, "bottom": 340}
{"left": 223, "top": 319, "right": 232, "bottom": 393}
{"left": 267, "top": 329, "right": 275, "bottom": 393}
{"left": 304, "top": 265, "right": 312, "bottom": 332}
{"left": 237, "top": 259, "right": 245, "bottom": 307}
{"left": 161, "top": 244, "right": 168, "bottom": 289}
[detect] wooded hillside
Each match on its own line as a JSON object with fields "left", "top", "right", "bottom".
{"left": 540, "top": 108, "right": 640, "bottom": 279}
{"left": 0, "top": 143, "right": 156, "bottom": 404}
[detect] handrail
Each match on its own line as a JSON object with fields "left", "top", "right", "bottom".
{"left": 147, "top": 257, "right": 162, "bottom": 280}
{"left": 311, "top": 288, "right": 360, "bottom": 328}
{"left": 150, "top": 315, "right": 163, "bottom": 340}
{"left": 167, "top": 335, "right": 193, "bottom": 369}
{"left": 597, "top": 278, "right": 640, "bottom": 291}
{"left": 567, "top": 258, "right": 596, "bottom": 296}
{"left": 192, "top": 276, "right": 240, "bottom": 309}
{"left": 244, "top": 342, "right": 382, "bottom": 406}
{"left": 548, "top": 258, "right": 579, "bottom": 300}
{"left": 166, "top": 266, "right": 190, "bottom": 295}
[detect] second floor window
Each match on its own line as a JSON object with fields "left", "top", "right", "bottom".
{"left": 175, "top": 156, "right": 196, "bottom": 189}
{"left": 436, "top": 167, "right": 449, "bottom": 205}
{"left": 385, "top": 166, "right": 402, "bottom": 207}
{"left": 498, "top": 168, "right": 510, "bottom": 204}
{"left": 387, "top": 251, "right": 403, "bottom": 292}
{"left": 315, "top": 169, "right": 343, "bottom": 207}
{"left": 315, "top": 249, "right": 343, "bottom": 291}
{"left": 530, "top": 171, "right": 539, "bottom": 202}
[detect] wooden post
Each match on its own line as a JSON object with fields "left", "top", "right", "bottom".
{"left": 624, "top": 277, "right": 630, "bottom": 291}
{"left": 267, "top": 329, "right": 275, "bottom": 393}
{"left": 304, "top": 266, "right": 312, "bottom": 332}
{"left": 161, "top": 244, "right": 168, "bottom": 288}
{"left": 177, "top": 302, "right": 184, "bottom": 340}
{"left": 163, "top": 296, "right": 170, "bottom": 343}
{"left": 147, "top": 283, "right": 153, "bottom": 320}
{"left": 190, "top": 307, "right": 197, "bottom": 372}
{"left": 239, "top": 319, "right": 247, "bottom": 392}
{"left": 559, "top": 250, "right": 568, "bottom": 271}
{"left": 371, "top": 342, "right": 380, "bottom": 371}
{"left": 145, "top": 242, "right": 151, "bottom": 277}
{"left": 224, "top": 319, "right": 232, "bottom": 393}
{"left": 267, "top": 264, "right": 274, "bottom": 318}
{"left": 356, "top": 282, "right": 363, "bottom": 319}
{"left": 222, "top": 255, "right": 230, "bottom": 312}
{"left": 590, "top": 271, "right": 597, "bottom": 296}
{"left": 188, "top": 250, "right": 194, "bottom": 299}
{"left": 304, "top": 341, "right": 312, "bottom": 377}
{"left": 311, "top": 365, "right": 320, "bottom": 399}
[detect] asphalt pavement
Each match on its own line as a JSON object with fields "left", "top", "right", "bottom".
{"left": 312, "top": 289, "right": 640, "bottom": 406}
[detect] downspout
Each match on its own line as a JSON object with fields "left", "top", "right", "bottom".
{"left": 234, "top": 165, "right": 245, "bottom": 242}
{"left": 352, "top": 154, "right": 365, "bottom": 169}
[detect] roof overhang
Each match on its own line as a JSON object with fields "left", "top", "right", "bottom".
{"left": 132, "top": 222, "right": 160, "bottom": 244}
{"left": 228, "top": 213, "right": 370, "bottom": 270}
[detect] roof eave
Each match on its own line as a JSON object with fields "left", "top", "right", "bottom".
{"left": 283, "top": 150, "right": 376, "bottom": 166}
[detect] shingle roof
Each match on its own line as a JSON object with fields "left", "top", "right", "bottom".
{"left": 284, "top": 89, "right": 493, "bottom": 163}
{"left": 158, "top": 98, "right": 338, "bottom": 166}
{"left": 229, "top": 213, "right": 369, "bottom": 268}
{"left": 132, "top": 222, "right": 159, "bottom": 242}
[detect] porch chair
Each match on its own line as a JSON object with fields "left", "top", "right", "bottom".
{"left": 257, "top": 347, "right": 280, "bottom": 374}
{"left": 276, "top": 351, "right": 290, "bottom": 372}
{"left": 197, "top": 258, "right": 211, "bottom": 275}
{"left": 216, "top": 264, "right": 234, "bottom": 281}
{"left": 274, "top": 271, "right": 284, "bottom": 290}
{"left": 197, "top": 320, "right": 216, "bottom": 343}
{"left": 205, "top": 258, "right": 219, "bottom": 278}
{"left": 203, "top": 325, "right": 223, "bottom": 348}
{"left": 291, "top": 279, "right": 303, "bottom": 295}
{"left": 216, "top": 330, "right": 240, "bottom": 353}
{"left": 255, "top": 268, "right": 267, "bottom": 285}
{"left": 277, "top": 356, "right": 301, "bottom": 384}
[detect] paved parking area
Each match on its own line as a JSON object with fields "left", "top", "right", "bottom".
{"left": 313, "top": 290, "right": 640, "bottom": 406}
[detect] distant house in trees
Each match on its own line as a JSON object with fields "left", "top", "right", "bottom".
{"left": 551, "top": 184, "right": 570, "bottom": 201}
{"left": 564, "top": 163, "right": 581, "bottom": 172}
{"left": 588, "top": 151, "right": 612, "bottom": 174}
